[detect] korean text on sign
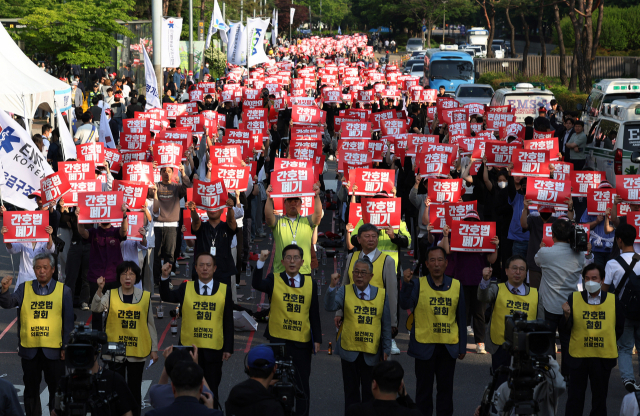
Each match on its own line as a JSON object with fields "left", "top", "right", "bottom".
{"left": 77, "top": 192, "right": 125, "bottom": 224}
{"left": 352, "top": 168, "right": 395, "bottom": 196}
{"left": 3, "top": 211, "right": 49, "bottom": 243}
{"left": 449, "top": 220, "right": 497, "bottom": 253}
{"left": 361, "top": 197, "right": 401, "bottom": 229}
{"left": 192, "top": 179, "right": 227, "bottom": 211}
{"left": 270, "top": 168, "right": 315, "bottom": 198}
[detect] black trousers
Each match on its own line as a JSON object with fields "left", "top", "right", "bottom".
{"left": 341, "top": 354, "right": 374, "bottom": 412}
{"left": 285, "top": 343, "right": 312, "bottom": 416}
{"left": 172, "top": 211, "right": 184, "bottom": 272}
{"left": 22, "top": 350, "right": 64, "bottom": 416}
{"left": 107, "top": 360, "right": 146, "bottom": 416}
{"left": 463, "top": 285, "right": 486, "bottom": 344}
{"left": 491, "top": 346, "right": 511, "bottom": 387}
{"left": 565, "top": 358, "right": 613, "bottom": 416}
{"left": 64, "top": 242, "right": 90, "bottom": 304}
{"left": 415, "top": 345, "right": 457, "bottom": 416}
{"left": 198, "top": 353, "right": 223, "bottom": 410}
{"left": 153, "top": 226, "right": 177, "bottom": 284}
{"left": 544, "top": 309, "right": 571, "bottom": 376}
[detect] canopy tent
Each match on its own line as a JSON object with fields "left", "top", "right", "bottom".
{"left": 0, "top": 24, "right": 72, "bottom": 119}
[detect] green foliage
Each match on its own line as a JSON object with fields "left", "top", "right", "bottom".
{"left": 10, "top": 0, "right": 135, "bottom": 68}
{"left": 204, "top": 46, "right": 227, "bottom": 79}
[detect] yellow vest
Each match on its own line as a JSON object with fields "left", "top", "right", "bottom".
{"left": 340, "top": 285, "right": 385, "bottom": 354}
{"left": 414, "top": 276, "right": 460, "bottom": 344}
{"left": 272, "top": 216, "right": 315, "bottom": 275}
{"left": 569, "top": 292, "right": 617, "bottom": 359}
{"left": 490, "top": 283, "right": 539, "bottom": 346}
{"left": 268, "top": 274, "right": 313, "bottom": 342}
{"left": 347, "top": 251, "right": 389, "bottom": 289}
{"left": 20, "top": 281, "right": 64, "bottom": 349}
{"left": 105, "top": 290, "right": 152, "bottom": 358}
{"left": 181, "top": 281, "right": 226, "bottom": 350}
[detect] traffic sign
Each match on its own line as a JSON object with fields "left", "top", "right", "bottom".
{"left": 422, "top": 26, "right": 427, "bottom": 33}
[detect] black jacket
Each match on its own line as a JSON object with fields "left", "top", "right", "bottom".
{"left": 225, "top": 379, "right": 285, "bottom": 416}
{"left": 252, "top": 267, "right": 323, "bottom": 348}
{"left": 148, "top": 396, "right": 222, "bottom": 416}
{"left": 126, "top": 103, "right": 144, "bottom": 119}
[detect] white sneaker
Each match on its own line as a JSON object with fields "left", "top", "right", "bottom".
{"left": 170, "top": 272, "right": 176, "bottom": 277}
{"left": 476, "top": 343, "right": 487, "bottom": 354}
{"left": 467, "top": 326, "right": 474, "bottom": 337}
{"left": 391, "top": 339, "right": 401, "bottom": 355}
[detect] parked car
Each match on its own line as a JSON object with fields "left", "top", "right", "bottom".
{"left": 406, "top": 38, "right": 424, "bottom": 52}
{"left": 454, "top": 84, "right": 495, "bottom": 105}
{"left": 410, "top": 64, "right": 425, "bottom": 78}
{"left": 491, "top": 44, "right": 505, "bottom": 59}
{"left": 403, "top": 59, "right": 424, "bottom": 74}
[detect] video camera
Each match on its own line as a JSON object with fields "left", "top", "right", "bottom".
{"left": 55, "top": 324, "right": 127, "bottom": 416}
{"left": 567, "top": 220, "right": 589, "bottom": 252}
{"left": 267, "top": 343, "right": 303, "bottom": 416}
{"left": 479, "top": 312, "right": 555, "bottom": 416}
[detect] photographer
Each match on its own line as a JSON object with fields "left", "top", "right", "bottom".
{"left": 225, "top": 344, "right": 285, "bottom": 416}
{"left": 561, "top": 263, "right": 624, "bottom": 416}
{"left": 534, "top": 218, "right": 586, "bottom": 375}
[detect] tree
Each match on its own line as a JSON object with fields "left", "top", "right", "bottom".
{"left": 553, "top": 2, "right": 568, "bottom": 85}
{"left": 475, "top": 0, "right": 497, "bottom": 57}
{"left": 319, "top": 0, "right": 350, "bottom": 30}
{"left": 521, "top": 10, "right": 531, "bottom": 75}
{"left": 13, "top": 0, "right": 135, "bottom": 71}
{"left": 276, "top": 0, "right": 311, "bottom": 35}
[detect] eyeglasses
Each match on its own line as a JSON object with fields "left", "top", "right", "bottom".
{"left": 509, "top": 266, "right": 526, "bottom": 273}
{"left": 352, "top": 270, "right": 371, "bottom": 276}
{"left": 284, "top": 255, "right": 301, "bottom": 261}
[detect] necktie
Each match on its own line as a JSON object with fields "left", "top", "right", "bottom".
{"left": 359, "top": 292, "right": 366, "bottom": 300}
{"left": 202, "top": 285, "right": 208, "bottom": 296}
{"left": 511, "top": 287, "right": 518, "bottom": 295}
{"left": 290, "top": 277, "right": 296, "bottom": 287}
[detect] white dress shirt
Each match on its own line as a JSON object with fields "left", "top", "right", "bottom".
{"left": 587, "top": 291, "right": 602, "bottom": 305}
{"left": 360, "top": 249, "right": 379, "bottom": 263}
{"left": 284, "top": 273, "right": 302, "bottom": 287}
{"left": 199, "top": 280, "right": 214, "bottom": 295}
{"left": 506, "top": 282, "right": 524, "bottom": 295}
{"left": 356, "top": 285, "right": 371, "bottom": 300}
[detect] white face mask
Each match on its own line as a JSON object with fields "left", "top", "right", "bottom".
{"left": 497, "top": 181, "right": 507, "bottom": 189}
{"left": 585, "top": 280, "right": 601, "bottom": 294}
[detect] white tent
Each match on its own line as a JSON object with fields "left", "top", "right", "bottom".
{"left": 0, "top": 24, "right": 72, "bottom": 119}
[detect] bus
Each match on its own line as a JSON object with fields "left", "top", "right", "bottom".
{"left": 428, "top": 47, "right": 475, "bottom": 93}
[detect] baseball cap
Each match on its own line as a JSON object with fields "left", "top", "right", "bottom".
{"left": 115, "top": 94, "right": 123, "bottom": 99}
{"left": 463, "top": 210, "right": 481, "bottom": 221}
{"left": 28, "top": 191, "right": 42, "bottom": 199}
{"left": 188, "top": 71, "right": 193, "bottom": 76}
{"left": 538, "top": 107, "right": 547, "bottom": 113}
{"left": 247, "top": 344, "right": 275, "bottom": 369}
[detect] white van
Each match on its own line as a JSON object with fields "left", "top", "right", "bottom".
{"left": 581, "top": 78, "right": 640, "bottom": 133}
{"left": 489, "top": 83, "right": 556, "bottom": 123}
{"left": 587, "top": 99, "right": 640, "bottom": 186}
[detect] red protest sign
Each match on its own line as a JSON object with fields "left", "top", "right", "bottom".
{"left": 291, "top": 126, "right": 323, "bottom": 140}
{"left": 367, "top": 140, "right": 387, "bottom": 163}
{"left": 627, "top": 212, "right": 640, "bottom": 242}
{"left": 459, "top": 137, "right": 483, "bottom": 156}
{"left": 183, "top": 208, "right": 208, "bottom": 240}
{"left": 533, "top": 130, "right": 555, "bottom": 141}
{"left": 122, "top": 162, "right": 154, "bottom": 186}
{"left": 445, "top": 201, "right": 478, "bottom": 228}
{"left": 290, "top": 140, "right": 323, "bottom": 161}
{"left": 192, "top": 179, "right": 228, "bottom": 211}
{"left": 67, "top": 179, "right": 101, "bottom": 207}
{"left": 189, "top": 88, "right": 205, "bottom": 103}
{"left": 525, "top": 178, "right": 571, "bottom": 208}
{"left": 587, "top": 187, "right": 615, "bottom": 215}
{"left": 448, "top": 121, "right": 470, "bottom": 137}
{"left": 41, "top": 172, "right": 71, "bottom": 208}
{"left": 322, "top": 88, "right": 342, "bottom": 104}
{"left": 125, "top": 212, "right": 145, "bottom": 241}
{"left": 571, "top": 171, "right": 605, "bottom": 197}
{"left": 339, "top": 139, "right": 369, "bottom": 154}
{"left": 356, "top": 89, "right": 375, "bottom": 103}
{"left": 122, "top": 151, "right": 148, "bottom": 165}
{"left": 3, "top": 211, "right": 49, "bottom": 243}
{"left": 428, "top": 204, "right": 447, "bottom": 232}
{"left": 210, "top": 166, "right": 250, "bottom": 191}
{"left": 463, "top": 103, "right": 485, "bottom": 116}
{"left": 154, "top": 143, "right": 183, "bottom": 169}
{"left": 163, "top": 103, "right": 188, "bottom": 119}
{"left": 361, "top": 198, "right": 401, "bottom": 229}
{"left": 77, "top": 142, "right": 105, "bottom": 166}
{"left": 616, "top": 175, "right": 640, "bottom": 204}
{"left": 104, "top": 148, "right": 122, "bottom": 173}
{"left": 340, "top": 121, "right": 371, "bottom": 138}
{"left": 339, "top": 150, "right": 372, "bottom": 170}
{"left": 485, "top": 140, "right": 519, "bottom": 168}
{"left": 511, "top": 149, "right": 551, "bottom": 177}
{"left": 157, "top": 129, "right": 192, "bottom": 160}
{"left": 177, "top": 114, "right": 205, "bottom": 134}
{"left": 485, "top": 111, "right": 516, "bottom": 130}
{"left": 500, "top": 123, "right": 526, "bottom": 141}
{"left": 334, "top": 116, "right": 358, "bottom": 131}
{"left": 210, "top": 145, "right": 244, "bottom": 166}
{"left": 525, "top": 138, "right": 559, "bottom": 161}
{"left": 273, "top": 158, "right": 313, "bottom": 171}
{"left": 551, "top": 162, "right": 573, "bottom": 182}
{"left": 441, "top": 108, "right": 469, "bottom": 125}
{"left": 407, "top": 134, "right": 438, "bottom": 156}
{"left": 348, "top": 203, "right": 363, "bottom": 227}
{"left": 381, "top": 119, "right": 407, "bottom": 136}
{"left": 270, "top": 168, "right": 315, "bottom": 198}
{"left": 77, "top": 191, "right": 125, "bottom": 224}
{"left": 428, "top": 178, "right": 463, "bottom": 203}
{"left": 450, "top": 220, "right": 497, "bottom": 253}
{"left": 436, "top": 98, "right": 460, "bottom": 121}
{"left": 59, "top": 162, "right": 93, "bottom": 181}
{"left": 370, "top": 110, "right": 395, "bottom": 132}
{"left": 542, "top": 223, "right": 554, "bottom": 247}
{"left": 352, "top": 168, "right": 395, "bottom": 196}
{"left": 121, "top": 130, "right": 151, "bottom": 153}
{"left": 291, "top": 105, "right": 325, "bottom": 125}
{"left": 113, "top": 180, "right": 148, "bottom": 211}
{"left": 422, "top": 89, "right": 437, "bottom": 103}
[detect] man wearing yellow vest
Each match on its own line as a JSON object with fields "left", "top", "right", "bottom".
{"left": 324, "top": 258, "right": 392, "bottom": 412}
{"left": 339, "top": 224, "right": 398, "bottom": 341}
{"left": 561, "top": 263, "right": 624, "bottom": 416}
{"left": 477, "top": 254, "right": 540, "bottom": 386}
{"left": 252, "top": 245, "right": 322, "bottom": 416}
{"left": 159, "top": 253, "right": 234, "bottom": 410}
{"left": 399, "top": 246, "right": 466, "bottom": 416}
{"left": 0, "top": 253, "right": 74, "bottom": 416}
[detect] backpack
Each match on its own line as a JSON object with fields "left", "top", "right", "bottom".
{"left": 613, "top": 253, "right": 640, "bottom": 320}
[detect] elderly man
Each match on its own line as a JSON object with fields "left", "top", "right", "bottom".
{"left": 0, "top": 253, "right": 74, "bottom": 416}
{"left": 325, "top": 258, "right": 391, "bottom": 411}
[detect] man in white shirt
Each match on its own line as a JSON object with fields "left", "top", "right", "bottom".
{"left": 73, "top": 112, "right": 97, "bottom": 145}
{"left": 602, "top": 223, "right": 640, "bottom": 392}
{"left": 41, "top": 124, "right": 52, "bottom": 154}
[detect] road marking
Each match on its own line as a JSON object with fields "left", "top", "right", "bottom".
{"left": 40, "top": 385, "right": 49, "bottom": 415}
{"left": 157, "top": 320, "right": 172, "bottom": 350}
{"left": 0, "top": 317, "right": 17, "bottom": 340}
{"left": 141, "top": 379, "right": 152, "bottom": 399}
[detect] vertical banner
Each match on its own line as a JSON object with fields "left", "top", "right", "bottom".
{"left": 247, "top": 18, "right": 271, "bottom": 67}
{"left": 142, "top": 42, "right": 161, "bottom": 110}
{"left": 162, "top": 17, "right": 183, "bottom": 68}
{"left": 125, "top": 212, "right": 145, "bottom": 241}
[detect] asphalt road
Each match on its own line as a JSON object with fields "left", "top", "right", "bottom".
{"left": 0, "top": 164, "right": 635, "bottom": 416}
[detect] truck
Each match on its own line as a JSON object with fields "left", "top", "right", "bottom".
{"left": 466, "top": 27, "right": 489, "bottom": 57}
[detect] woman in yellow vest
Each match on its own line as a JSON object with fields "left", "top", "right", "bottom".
{"left": 477, "top": 255, "right": 539, "bottom": 387}
{"left": 92, "top": 261, "right": 158, "bottom": 416}
{"left": 562, "top": 263, "right": 623, "bottom": 416}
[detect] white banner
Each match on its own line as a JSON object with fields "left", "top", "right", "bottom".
{"left": 56, "top": 109, "right": 77, "bottom": 160}
{"left": 228, "top": 22, "right": 247, "bottom": 66}
{"left": 290, "top": 7, "right": 295, "bottom": 25}
{"left": 206, "top": 0, "right": 228, "bottom": 50}
{"left": 0, "top": 108, "right": 54, "bottom": 210}
{"left": 142, "top": 42, "right": 161, "bottom": 110}
{"left": 271, "top": 9, "right": 278, "bottom": 45}
{"left": 97, "top": 102, "right": 116, "bottom": 149}
{"left": 162, "top": 17, "right": 183, "bottom": 68}
{"left": 247, "top": 18, "right": 270, "bottom": 67}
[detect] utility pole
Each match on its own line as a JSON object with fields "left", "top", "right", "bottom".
{"left": 222, "top": 3, "right": 226, "bottom": 53}
{"left": 442, "top": 1, "right": 446, "bottom": 44}
{"left": 241, "top": 0, "right": 243, "bottom": 23}
{"left": 189, "top": 0, "right": 194, "bottom": 72}
{"left": 152, "top": 0, "right": 163, "bottom": 98}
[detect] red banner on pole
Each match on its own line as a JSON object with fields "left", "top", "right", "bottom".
{"left": 428, "top": 179, "right": 463, "bottom": 203}
{"left": 525, "top": 178, "right": 571, "bottom": 208}
{"left": 192, "top": 179, "right": 228, "bottom": 211}
{"left": 616, "top": 175, "right": 640, "bottom": 204}
{"left": 270, "top": 168, "right": 316, "bottom": 198}
{"left": 77, "top": 191, "right": 125, "bottom": 224}
{"left": 361, "top": 197, "right": 401, "bottom": 229}
{"left": 511, "top": 149, "right": 552, "bottom": 177}
{"left": 449, "top": 220, "right": 497, "bottom": 252}
{"left": 113, "top": 180, "right": 149, "bottom": 211}
{"left": 3, "top": 211, "right": 49, "bottom": 243}
{"left": 41, "top": 172, "right": 71, "bottom": 208}
{"left": 351, "top": 168, "right": 395, "bottom": 196}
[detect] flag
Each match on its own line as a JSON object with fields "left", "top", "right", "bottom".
{"left": 0, "top": 107, "right": 54, "bottom": 210}
{"left": 290, "top": 7, "right": 295, "bottom": 25}
{"left": 271, "top": 9, "right": 278, "bottom": 45}
{"left": 206, "top": 0, "right": 228, "bottom": 50}
{"left": 162, "top": 17, "right": 183, "bottom": 68}
{"left": 247, "top": 18, "right": 271, "bottom": 67}
{"left": 97, "top": 102, "right": 116, "bottom": 149}
{"left": 56, "top": 109, "right": 77, "bottom": 160}
{"left": 142, "top": 42, "right": 161, "bottom": 110}
{"left": 228, "top": 22, "right": 247, "bottom": 66}
{"left": 338, "top": 26, "right": 342, "bottom": 35}
{"left": 220, "top": 27, "right": 228, "bottom": 45}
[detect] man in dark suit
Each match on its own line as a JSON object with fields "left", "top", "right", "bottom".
{"left": 147, "top": 361, "right": 222, "bottom": 416}
{"left": 159, "top": 253, "right": 234, "bottom": 409}
{"left": 0, "top": 253, "right": 74, "bottom": 416}
{"left": 557, "top": 117, "right": 575, "bottom": 162}
{"left": 561, "top": 263, "right": 625, "bottom": 416}
{"left": 252, "top": 245, "right": 322, "bottom": 416}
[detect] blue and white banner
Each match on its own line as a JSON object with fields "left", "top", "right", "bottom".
{"left": 142, "top": 42, "right": 161, "bottom": 110}
{"left": 0, "top": 108, "right": 53, "bottom": 210}
{"left": 206, "top": 0, "right": 228, "bottom": 50}
{"left": 271, "top": 9, "right": 278, "bottom": 45}
{"left": 228, "top": 22, "right": 246, "bottom": 66}
{"left": 97, "top": 102, "right": 116, "bottom": 149}
{"left": 162, "top": 17, "right": 183, "bottom": 68}
{"left": 247, "top": 18, "right": 270, "bottom": 67}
